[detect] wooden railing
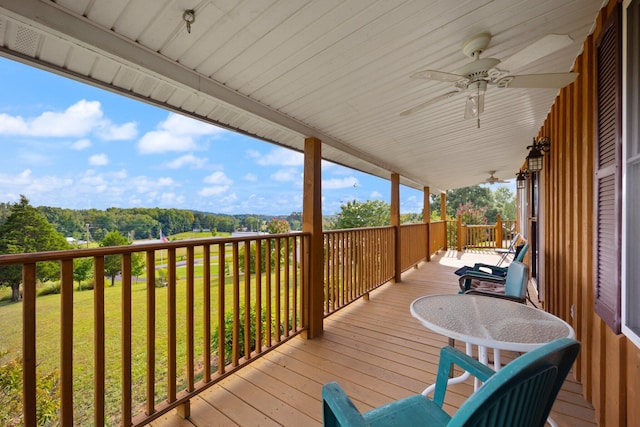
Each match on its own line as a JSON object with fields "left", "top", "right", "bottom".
{"left": 445, "top": 216, "right": 517, "bottom": 250}
{"left": 400, "top": 223, "right": 428, "bottom": 272}
{"left": 429, "top": 220, "right": 447, "bottom": 252}
{"left": 322, "top": 227, "right": 395, "bottom": 315}
{"left": 0, "top": 233, "right": 308, "bottom": 426}
{"left": 463, "top": 224, "right": 497, "bottom": 248}
{"left": 2, "top": 221, "right": 453, "bottom": 425}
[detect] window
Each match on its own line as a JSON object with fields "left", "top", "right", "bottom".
{"left": 622, "top": 0, "right": 640, "bottom": 347}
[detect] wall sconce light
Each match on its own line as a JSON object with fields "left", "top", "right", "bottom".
{"left": 526, "top": 136, "right": 551, "bottom": 172}
{"left": 516, "top": 171, "right": 527, "bottom": 189}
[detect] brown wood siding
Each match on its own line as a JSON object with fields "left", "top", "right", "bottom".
{"left": 539, "top": 1, "right": 635, "bottom": 426}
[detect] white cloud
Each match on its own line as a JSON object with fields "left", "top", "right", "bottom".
{"left": 0, "top": 169, "right": 72, "bottom": 194}
{"left": 199, "top": 185, "right": 230, "bottom": 197}
{"left": 0, "top": 100, "right": 140, "bottom": 144}
{"left": 71, "top": 139, "right": 91, "bottom": 150}
{"left": 159, "top": 113, "right": 226, "bottom": 136}
{"left": 97, "top": 121, "right": 137, "bottom": 140}
{"left": 165, "top": 154, "right": 208, "bottom": 169}
{"left": 203, "top": 171, "right": 232, "bottom": 185}
{"left": 0, "top": 100, "right": 104, "bottom": 137}
{"left": 271, "top": 168, "right": 300, "bottom": 182}
{"left": 138, "top": 131, "right": 197, "bottom": 154}
{"left": 323, "top": 176, "right": 359, "bottom": 190}
{"left": 256, "top": 148, "right": 303, "bottom": 166}
{"left": 159, "top": 192, "right": 185, "bottom": 205}
{"left": 370, "top": 191, "right": 383, "bottom": 199}
{"left": 135, "top": 176, "right": 176, "bottom": 194}
{"left": 137, "top": 113, "right": 228, "bottom": 154}
{"left": 244, "top": 173, "right": 257, "bottom": 181}
{"left": 89, "top": 153, "right": 109, "bottom": 166}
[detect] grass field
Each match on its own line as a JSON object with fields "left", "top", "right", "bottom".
{"left": 0, "top": 239, "right": 301, "bottom": 426}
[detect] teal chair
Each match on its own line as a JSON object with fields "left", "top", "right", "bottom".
{"left": 457, "top": 261, "right": 529, "bottom": 304}
{"left": 322, "top": 338, "right": 580, "bottom": 427}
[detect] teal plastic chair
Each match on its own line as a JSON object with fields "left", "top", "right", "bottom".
{"left": 457, "top": 260, "right": 529, "bottom": 304}
{"left": 322, "top": 338, "right": 580, "bottom": 427}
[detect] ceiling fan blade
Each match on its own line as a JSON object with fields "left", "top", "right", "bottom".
{"left": 410, "top": 69, "right": 465, "bottom": 82}
{"left": 497, "top": 72, "right": 579, "bottom": 88}
{"left": 499, "top": 34, "right": 574, "bottom": 72}
{"left": 399, "top": 91, "right": 460, "bottom": 116}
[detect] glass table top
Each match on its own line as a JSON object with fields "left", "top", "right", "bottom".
{"left": 410, "top": 294, "right": 575, "bottom": 351}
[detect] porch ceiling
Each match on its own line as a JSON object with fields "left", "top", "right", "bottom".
{"left": 0, "top": 0, "right": 603, "bottom": 192}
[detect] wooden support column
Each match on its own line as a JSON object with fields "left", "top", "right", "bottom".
{"left": 423, "top": 186, "right": 431, "bottom": 261}
{"left": 495, "top": 213, "right": 503, "bottom": 248}
{"left": 303, "top": 137, "right": 323, "bottom": 338}
{"left": 391, "top": 173, "right": 401, "bottom": 282}
{"left": 457, "top": 214, "right": 463, "bottom": 252}
{"left": 441, "top": 193, "right": 447, "bottom": 249}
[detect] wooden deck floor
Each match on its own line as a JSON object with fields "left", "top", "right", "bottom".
{"left": 151, "top": 250, "right": 596, "bottom": 427}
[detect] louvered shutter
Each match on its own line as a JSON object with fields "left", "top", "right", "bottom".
{"left": 594, "top": 4, "right": 622, "bottom": 334}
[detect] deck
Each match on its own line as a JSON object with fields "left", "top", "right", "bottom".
{"left": 151, "top": 250, "right": 596, "bottom": 427}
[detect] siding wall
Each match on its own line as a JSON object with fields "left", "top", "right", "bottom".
{"left": 538, "top": 1, "right": 637, "bottom": 425}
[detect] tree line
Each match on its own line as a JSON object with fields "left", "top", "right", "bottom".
{"left": 0, "top": 202, "right": 302, "bottom": 242}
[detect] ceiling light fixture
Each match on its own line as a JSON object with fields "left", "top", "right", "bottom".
{"left": 183, "top": 9, "right": 196, "bottom": 34}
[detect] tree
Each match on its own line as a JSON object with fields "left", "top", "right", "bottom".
{"left": 131, "top": 252, "right": 145, "bottom": 281}
{"left": 330, "top": 200, "right": 390, "bottom": 229}
{"left": 0, "top": 196, "right": 70, "bottom": 301}
{"left": 100, "top": 231, "right": 129, "bottom": 287}
{"left": 494, "top": 187, "right": 516, "bottom": 220}
{"left": 444, "top": 186, "right": 493, "bottom": 218}
{"left": 73, "top": 257, "right": 94, "bottom": 291}
{"left": 266, "top": 218, "right": 290, "bottom": 234}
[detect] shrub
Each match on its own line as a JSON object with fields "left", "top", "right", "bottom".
{"left": 38, "top": 282, "right": 61, "bottom": 296}
{"left": 211, "top": 306, "right": 290, "bottom": 366}
{"left": 0, "top": 353, "right": 60, "bottom": 426}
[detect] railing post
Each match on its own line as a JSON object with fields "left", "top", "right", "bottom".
{"left": 22, "top": 263, "right": 37, "bottom": 427}
{"left": 495, "top": 214, "right": 503, "bottom": 248}
{"left": 440, "top": 193, "right": 447, "bottom": 250}
{"left": 457, "top": 214, "right": 463, "bottom": 251}
{"left": 303, "top": 137, "right": 324, "bottom": 338}
{"left": 424, "top": 186, "right": 431, "bottom": 261}
{"left": 391, "top": 173, "right": 401, "bottom": 282}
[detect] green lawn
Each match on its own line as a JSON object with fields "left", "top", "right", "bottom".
{"left": 0, "top": 257, "right": 301, "bottom": 426}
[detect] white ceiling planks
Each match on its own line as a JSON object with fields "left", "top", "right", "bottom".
{"left": 0, "top": 0, "right": 605, "bottom": 192}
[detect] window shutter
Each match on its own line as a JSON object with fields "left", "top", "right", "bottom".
{"left": 594, "top": 4, "right": 622, "bottom": 334}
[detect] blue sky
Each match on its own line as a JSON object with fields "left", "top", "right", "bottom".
{"left": 0, "top": 56, "right": 508, "bottom": 216}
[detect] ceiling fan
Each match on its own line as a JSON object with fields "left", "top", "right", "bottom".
{"left": 400, "top": 33, "right": 579, "bottom": 127}
{"left": 484, "top": 171, "right": 509, "bottom": 184}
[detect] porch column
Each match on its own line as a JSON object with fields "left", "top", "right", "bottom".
{"left": 391, "top": 173, "right": 401, "bottom": 282}
{"left": 495, "top": 213, "right": 503, "bottom": 248}
{"left": 302, "top": 137, "right": 324, "bottom": 338}
{"left": 423, "top": 186, "right": 431, "bottom": 261}
{"left": 441, "top": 193, "right": 447, "bottom": 249}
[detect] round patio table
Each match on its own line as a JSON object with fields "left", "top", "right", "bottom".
{"left": 410, "top": 294, "right": 575, "bottom": 427}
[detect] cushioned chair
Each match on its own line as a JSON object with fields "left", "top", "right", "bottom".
{"left": 473, "top": 242, "right": 529, "bottom": 277}
{"left": 458, "top": 261, "right": 529, "bottom": 304}
{"left": 322, "top": 338, "right": 581, "bottom": 427}
{"left": 454, "top": 242, "right": 528, "bottom": 283}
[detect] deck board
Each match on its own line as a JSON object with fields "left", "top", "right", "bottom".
{"left": 151, "top": 250, "right": 597, "bottom": 427}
